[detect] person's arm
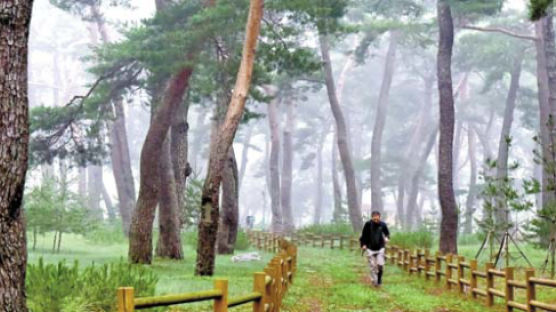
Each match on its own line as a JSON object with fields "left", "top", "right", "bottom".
{"left": 359, "top": 222, "right": 369, "bottom": 248}
{"left": 382, "top": 222, "right": 390, "bottom": 240}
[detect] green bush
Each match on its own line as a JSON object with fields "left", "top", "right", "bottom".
{"left": 27, "top": 258, "right": 158, "bottom": 312}
{"left": 389, "top": 228, "right": 433, "bottom": 249}
{"left": 84, "top": 221, "right": 127, "bottom": 245}
{"left": 234, "top": 229, "right": 250, "bottom": 251}
{"left": 297, "top": 223, "right": 355, "bottom": 236}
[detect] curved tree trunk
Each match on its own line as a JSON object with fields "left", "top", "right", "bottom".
{"left": 437, "top": 0, "right": 458, "bottom": 254}
{"left": 129, "top": 68, "right": 193, "bottom": 264}
{"left": 0, "top": 1, "right": 33, "bottom": 310}
{"left": 463, "top": 126, "right": 477, "bottom": 234}
{"left": 319, "top": 33, "right": 362, "bottom": 231}
{"left": 281, "top": 95, "right": 295, "bottom": 232}
{"left": 217, "top": 147, "right": 239, "bottom": 254}
{"left": 370, "top": 31, "right": 398, "bottom": 215}
{"left": 495, "top": 50, "right": 524, "bottom": 227}
{"left": 267, "top": 90, "right": 283, "bottom": 233}
{"left": 195, "top": 0, "right": 263, "bottom": 276}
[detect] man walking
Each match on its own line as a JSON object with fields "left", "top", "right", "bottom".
{"left": 360, "top": 211, "right": 390, "bottom": 287}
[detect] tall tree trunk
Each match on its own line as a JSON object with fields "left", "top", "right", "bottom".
{"left": 319, "top": 33, "right": 362, "bottom": 231}
{"left": 495, "top": 50, "right": 524, "bottom": 226}
{"left": 155, "top": 135, "right": 184, "bottom": 259}
{"left": 267, "top": 90, "right": 283, "bottom": 232}
{"left": 195, "top": 0, "right": 263, "bottom": 276}
{"left": 78, "top": 166, "right": 87, "bottom": 198}
{"left": 314, "top": 130, "right": 326, "bottom": 225}
{"left": 463, "top": 126, "right": 478, "bottom": 234}
{"left": 281, "top": 95, "right": 295, "bottom": 232}
{"left": 397, "top": 74, "right": 434, "bottom": 227}
{"left": 91, "top": 4, "right": 136, "bottom": 234}
{"left": 536, "top": 17, "right": 556, "bottom": 209}
{"left": 436, "top": 0, "right": 458, "bottom": 254}
{"left": 406, "top": 127, "right": 438, "bottom": 229}
{"left": 129, "top": 68, "right": 193, "bottom": 264}
{"left": 102, "top": 182, "right": 115, "bottom": 221}
{"left": 217, "top": 147, "right": 239, "bottom": 254}
{"left": 370, "top": 31, "right": 398, "bottom": 215}
{"left": 332, "top": 132, "right": 344, "bottom": 223}
{"left": 171, "top": 100, "right": 190, "bottom": 228}
{"left": 238, "top": 126, "right": 253, "bottom": 189}
{"left": 0, "top": 1, "right": 33, "bottom": 310}
{"left": 88, "top": 165, "right": 103, "bottom": 219}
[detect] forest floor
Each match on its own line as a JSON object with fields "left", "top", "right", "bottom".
{"left": 27, "top": 233, "right": 555, "bottom": 311}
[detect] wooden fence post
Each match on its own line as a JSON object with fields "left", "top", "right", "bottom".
{"left": 424, "top": 249, "right": 431, "bottom": 280}
{"left": 505, "top": 267, "right": 514, "bottom": 312}
{"left": 404, "top": 250, "right": 410, "bottom": 272}
{"left": 435, "top": 252, "right": 441, "bottom": 283}
{"left": 446, "top": 254, "right": 453, "bottom": 289}
{"left": 470, "top": 260, "right": 478, "bottom": 299}
{"left": 339, "top": 236, "right": 344, "bottom": 249}
{"left": 526, "top": 269, "right": 536, "bottom": 312}
{"left": 214, "top": 279, "right": 228, "bottom": 312}
{"left": 458, "top": 256, "right": 465, "bottom": 294}
{"left": 486, "top": 263, "right": 494, "bottom": 307}
{"left": 117, "top": 287, "right": 134, "bottom": 312}
{"left": 253, "top": 272, "right": 266, "bottom": 312}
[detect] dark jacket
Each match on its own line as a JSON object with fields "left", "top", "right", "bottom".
{"left": 359, "top": 220, "right": 390, "bottom": 251}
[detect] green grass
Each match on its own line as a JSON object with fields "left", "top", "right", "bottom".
{"left": 28, "top": 232, "right": 556, "bottom": 311}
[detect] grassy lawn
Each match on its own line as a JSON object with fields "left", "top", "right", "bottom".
{"left": 28, "top": 233, "right": 555, "bottom": 311}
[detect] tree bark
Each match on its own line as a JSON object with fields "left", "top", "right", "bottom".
{"left": 281, "top": 95, "right": 295, "bottom": 232}
{"left": 128, "top": 68, "right": 193, "bottom": 264}
{"left": 238, "top": 126, "right": 253, "bottom": 189}
{"left": 266, "top": 90, "right": 283, "bottom": 232}
{"left": 217, "top": 147, "right": 239, "bottom": 254}
{"left": 0, "top": 1, "right": 33, "bottom": 310}
{"left": 495, "top": 50, "right": 524, "bottom": 226}
{"left": 332, "top": 132, "right": 344, "bottom": 223}
{"left": 171, "top": 100, "right": 190, "bottom": 228}
{"left": 195, "top": 0, "right": 263, "bottom": 276}
{"left": 155, "top": 135, "right": 184, "bottom": 259}
{"left": 370, "top": 31, "right": 398, "bottom": 215}
{"left": 102, "top": 182, "right": 115, "bottom": 221}
{"left": 87, "top": 165, "right": 103, "bottom": 219}
{"left": 437, "top": 0, "right": 458, "bottom": 254}
{"left": 314, "top": 130, "right": 326, "bottom": 225}
{"left": 463, "top": 126, "right": 477, "bottom": 234}
{"left": 319, "top": 33, "right": 363, "bottom": 231}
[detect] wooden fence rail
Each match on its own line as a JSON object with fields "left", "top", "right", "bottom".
{"left": 117, "top": 237, "right": 296, "bottom": 312}
{"left": 247, "top": 231, "right": 556, "bottom": 312}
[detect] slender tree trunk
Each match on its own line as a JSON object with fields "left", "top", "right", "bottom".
{"left": 314, "top": 130, "right": 326, "bottom": 225}
{"left": 267, "top": 90, "right": 283, "bottom": 232}
{"left": 217, "top": 147, "right": 239, "bottom": 254}
{"left": 281, "top": 95, "right": 295, "bottom": 232}
{"left": 370, "top": 31, "right": 398, "bottom": 215}
{"left": 436, "top": 0, "right": 458, "bottom": 254}
{"left": 495, "top": 50, "right": 524, "bottom": 226}
{"left": 57, "top": 231, "right": 62, "bottom": 253}
{"left": 129, "top": 68, "right": 193, "bottom": 264}
{"left": 332, "top": 133, "right": 343, "bottom": 223}
{"left": 397, "top": 74, "right": 434, "bottom": 227}
{"left": 407, "top": 127, "right": 438, "bottom": 229}
{"left": 463, "top": 126, "right": 478, "bottom": 234}
{"left": 319, "top": 33, "right": 362, "bottom": 231}
{"left": 171, "top": 100, "right": 190, "bottom": 228}
{"left": 238, "top": 126, "right": 253, "bottom": 189}
{"left": 91, "top": 4, "right": 136, "bottom": 235}
{"left": 102, "top": 182, "right": 115, "bottom": 221}
{"left": 155, "top": 136, "right": 184, "bottom": 259}
{"left": 78, "top": 167, "right": 87, "bottom": 198}
{"left": 195, "top": 0, "right": 263, "bottom": 275}
{"left": 88, "top": 165, "right": 103, "bottom": 218}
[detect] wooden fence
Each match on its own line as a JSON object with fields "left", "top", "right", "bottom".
{"left": 117, "top": 238, "right": 297, "bottom": 312}
{"left": 248, "top": 231, "right": 556, "bottom": 312}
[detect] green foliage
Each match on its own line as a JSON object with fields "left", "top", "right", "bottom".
{"left": 297, "top": 222, "right": 355, "bottom": 235}
{"left": 182, "top": 177, "right": 204, "bottom": 229}
{"left": 182, "top": 230, "right": 198, "bottom": 248}
{"left": 389, "top": 228, "right": 434, "bottom": 249}
{"left": 27, "top": 258, "right": 158, "bottom": 312}
{"left": 458, "top": 232, "right": 482, "bottom": 246}
{"left": 529, "top": 0, "right": 554, "bottom": 20}
{"left": 234, "top": 229, "right": 250, "bottom": 251}
{"left": 84, "top": 221, "right": 127, "bottom": 245}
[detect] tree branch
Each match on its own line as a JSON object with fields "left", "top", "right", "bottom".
{"left": 460, "top": 25, "right": 538, "bottom": 41}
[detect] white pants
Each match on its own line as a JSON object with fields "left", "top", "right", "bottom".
{"left": 366, "top": 248, "right": 385, "bottom": 267}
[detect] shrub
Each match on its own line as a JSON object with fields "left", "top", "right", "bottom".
{"left": 27, "top": 258, "right": 158, "bottom": 312}
{"left": 389, "top": 228, "right": 433, "bottom": 249}
{"left": 234, "top": 229, "right": 250, "bottom": 251}
{"left": 84, "top": 221, "right": 127, "bottom": 245}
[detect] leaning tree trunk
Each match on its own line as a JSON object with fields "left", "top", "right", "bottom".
{"left": 495, "top": 50, "right": 524, "bottom": 227}
{"left": 195, "top": 0, "right": 263, "bottom": 276}
{"left": 0, "top": 1, "right": 33, "bottom": 310}
{"left": 91, "top": 4, "right": 136, "bottom": 235}
{"left": 319, "top": 33, "right": 363, "bottom": 231}
{"left": 437, "top": 0, "right": 458, "bottom": 254}
{"left": 217, "top": 147, "right": 239, "bottom": 254}
{"left": 332, "top": 132, "right": 344, "bottom": 223}
{"left": 370, "top": 31, "right": 398, "bottom": 215}
{"left": 463, "top": 126, "right": 477, "bottom": 234}
{"left": 155, "top": 136, "right": 184, "bottom": 259}
{"left": 171, "top": 100, "right": 191, "bottom": 228}
{"left": 129, "top": 68, "right": 193, "bottom": 264}
{"left": 267, "top": 90, "right": 283, "bottom": 233}
{"left": 281, "top": 95, "right": 295, "bottom": 232}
